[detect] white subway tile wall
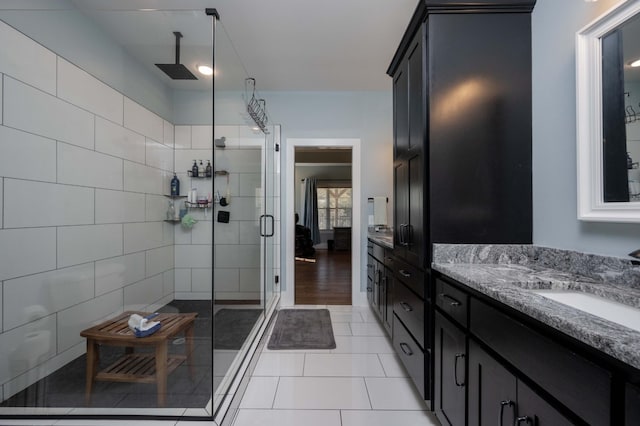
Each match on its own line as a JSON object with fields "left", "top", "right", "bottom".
{"left": 4, "top": 76, "right": 95, "bottom": 150}
{"left": 0, "top": 125, "right": 57, "bottom": 182}
{"left": 172, "top": 125, "right": 280, "bottom": 302}
{"left": 0, "top": 21, "right": 177, "bottom": 402}
{"left": 57, "top": 58, "right": 124, "bottom": 124}
{"left": 0, "top": 23, "right": 57, "bottom": 95}
{"left": 4, "top": 179, "right": 95, "bottom": 228}
{"left": 3, "top": 262, "right": 95, "bottom": 330}
{"left": 95, "top": 116, "right": 146, "bottom": 163}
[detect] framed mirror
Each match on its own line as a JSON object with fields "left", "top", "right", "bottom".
{"left": 577, "top": 0, "right": 640, "bottom": 222}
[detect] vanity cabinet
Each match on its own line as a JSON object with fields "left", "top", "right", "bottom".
{"left": 367, "top": 239, "right": 394, "bottom": 336}
{"left": 434, "top": 273, "right": 619, "bottom": 425}
{"left": 626, "top": 382, "right": 640, "bottom": 426}
{"left": 468, "top": 340, "right": 573, "bottom": 426}
{"left": 434, "top": 311, "right": 466, "bottom": 426}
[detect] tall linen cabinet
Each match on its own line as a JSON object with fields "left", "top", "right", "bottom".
{"left": 386, "top": 0, "right": 535, "bottom": 411}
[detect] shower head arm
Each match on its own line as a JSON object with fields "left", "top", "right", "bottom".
{"left": 173, "top": 31, "right": 183, "bottom": 64}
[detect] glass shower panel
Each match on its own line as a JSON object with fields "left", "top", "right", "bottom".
{"left": 0, "top": 5, "right": 215, "bottom": 418}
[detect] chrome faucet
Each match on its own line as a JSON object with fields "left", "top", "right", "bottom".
{"left": 630, "top": 249, "right": 640, "bottom": 260}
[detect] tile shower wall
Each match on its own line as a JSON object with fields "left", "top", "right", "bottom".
{"left": 173, "top": 125, "right": 277, "bottom": 302}
{"left": 0, "top": 21, "right": 175, "bottom": 401}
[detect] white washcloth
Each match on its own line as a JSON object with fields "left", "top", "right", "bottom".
{"left": 127, "top": 314, "right": 160, "bottom": 333}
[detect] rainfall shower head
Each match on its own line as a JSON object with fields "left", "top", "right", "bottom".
{"left": 155, "top": 31, "right": 197, "bottom": 80}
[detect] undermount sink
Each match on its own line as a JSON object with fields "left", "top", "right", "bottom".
{"left": 532, "top": 290, "right": 640, "bottom": 333}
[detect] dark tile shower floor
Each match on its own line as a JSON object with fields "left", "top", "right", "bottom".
{"left": 1, "top": 300, "right": 217, "bottom": 409}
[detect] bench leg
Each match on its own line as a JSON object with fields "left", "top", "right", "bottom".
{"left": 85, "top": 340, "right": 99, "bottom": 406}
{"left": 185, "top": 324, "right": 195, "bottom": 379}
{"left": 155, "top": 341, "right": 168, "bottom": 407}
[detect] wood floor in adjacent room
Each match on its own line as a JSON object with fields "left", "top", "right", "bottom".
{"left": 295, "top": 249, "right": 352, "bottom": 305}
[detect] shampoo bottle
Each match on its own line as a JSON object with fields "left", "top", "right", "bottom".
{"left": 205, "top": 161, "right": 212, "bottom": 178}
{"left": 191, "top": 160, "right": 198, "bottom": 177}
{"left": 170, "top": 173, "right": 180, "bottom": 196}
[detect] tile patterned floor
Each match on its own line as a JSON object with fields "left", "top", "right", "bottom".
{"left": 230, "top": 305, "right": 440, "bottom": 426}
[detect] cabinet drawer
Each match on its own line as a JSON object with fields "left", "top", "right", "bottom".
{"left": 372, "top": 243, "right": 385, "bottom": 262}
{"left": 435, "top": 279, "right": 468, "bottom": 328}
{"left": 393, "top": 315, "right": 426, "bottom": 399}
{"left": 393, "top": 257, "right": 425, "bottom": 299}
{"left": 384, "top": 248, "right": 394, "bottom": 269}
{"left": 394, "top": 280, "right": 425, "bottom": 349}
{"left": 470, "top": 298, "right": 611, "bottom": 426}
{"left": 367, "top": 240, "right": 374, "bottom": 255}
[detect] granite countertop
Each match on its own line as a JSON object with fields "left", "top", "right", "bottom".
{"left": 368, "top": 229, "right": 393, "bottom": 249}
{"left": 432, "top": 244, "right": 640, "bottom": 370}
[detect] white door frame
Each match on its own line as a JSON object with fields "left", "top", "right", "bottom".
{"left": 283, "top": 138, "right": 364, "bottom": 307}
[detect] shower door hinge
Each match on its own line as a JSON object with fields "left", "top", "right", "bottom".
{"left": 275, "top": 275, "right": 279, "bottom": 284}
{"left": 275, "top": 143, "right": 280, "bottom": 152}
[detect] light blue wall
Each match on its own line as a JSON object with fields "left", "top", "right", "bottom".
{"left": 0, "top": 6, "right": 174, "bottom": 120}
{"left": 532, "top": 0, "right": 640, "bottom": 258}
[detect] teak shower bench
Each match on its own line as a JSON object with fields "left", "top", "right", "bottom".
{"left": 80, "top": 311, "right": 197, "bottom": 407}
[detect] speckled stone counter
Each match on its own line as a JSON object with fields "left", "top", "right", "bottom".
{"left": 368, "top": 229, "right": 393, "bottom": 249}
{"left": 432, "top": 244, "right": 640, "bottom": 370}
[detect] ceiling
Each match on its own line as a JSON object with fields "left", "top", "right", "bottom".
{"left": 69, "top": 0, "right": 418, "bottom": 91}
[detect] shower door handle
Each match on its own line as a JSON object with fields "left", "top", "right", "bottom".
{"left": 260, "top": 214, "right": 275, "bottom": 237}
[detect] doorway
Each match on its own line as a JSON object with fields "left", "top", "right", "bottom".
{"left": 284, "top": 139, "right": 363, "bottom": 307}
{"left": 294, "top": 147, "right": 353, "bottom": 304}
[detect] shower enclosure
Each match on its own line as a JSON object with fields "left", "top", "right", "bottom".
{"left": 0, "top": 3, "right": 279, "bottom": 423}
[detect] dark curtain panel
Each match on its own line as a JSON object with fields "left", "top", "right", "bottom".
{"left": 303, "top": 178, "right": 321, "bottom": 244}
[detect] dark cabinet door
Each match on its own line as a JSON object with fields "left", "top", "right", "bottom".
{"left": 435, "top": 312, "right": 467, "bottom": 426}
{"left": 394, "top": 160, "right": 409, "bottom": 259}
{"left": 516, "top": 380, "right": 574, "bottom": 426}
{"left": 626, "top": 382, "right": 640, "bottom": 426}
{"left": 407, "top": 24, "right": 424, "bottom": 157}
{"left": 367, "top": 254, "right": 375, "bottom": 305}
{"left": 406, "top": 151, "right": 424, "bottom": 267}
{"left": 383, "top": 270, "right": 394, "bottom": 334}
{"left": 393, "top": 61, "right": 409, "bottom": 159}
{"left": 468, "top": 340, "right": 517, "bottom": 426}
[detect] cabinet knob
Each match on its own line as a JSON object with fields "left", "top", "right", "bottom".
{"left": 399, "top": 269, "right": 411, "bottom": 278}
{"left": 499, "top": 400, "right": 515, "bottom": 426}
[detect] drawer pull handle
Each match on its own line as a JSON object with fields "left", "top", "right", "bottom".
{"left": 399, "top": 269, "right": 411, "bottom": 278}
{"left": 399, "top": 301, "right": 413, "bottom": 312}
{"left": 440, "top": 293, "right": 461, "bottom": 307}
{"left": 499, "top": 400, "right": 515, "bottom": 426}
{"left": 399, "top": 342, "right": 413, "bottom": 356}
{"left": 367, "top": 287, "right": 372, "bottom": 292}
{"left": 514, "top": 416, "right": 532, "bottom": 426}
{"left": 454, "top": 353, "right": 465, "bottom": 387}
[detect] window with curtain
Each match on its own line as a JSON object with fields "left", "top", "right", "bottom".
{"left": 317, "top": 182, "right": 352, "bottom": 230}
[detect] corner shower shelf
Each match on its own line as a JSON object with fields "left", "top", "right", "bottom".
{"left": 164, "top": 194, "right": 187, "bottom": 199}
{"left": 187, "top": 171, "right": 212, "bottom": 178}
{"left": 186, "top": 201, "right": 212, "bottom": 209}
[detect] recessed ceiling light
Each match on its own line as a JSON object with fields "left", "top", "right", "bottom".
{"left": 630, "top": 59, "right": 640, "bottom": 68}
{"left": 197, "top": 65, "right": 214, "bottom": 76}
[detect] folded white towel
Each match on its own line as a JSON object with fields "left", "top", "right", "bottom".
{"left": 128, "top": 314, "right": 160, "bottom": 333}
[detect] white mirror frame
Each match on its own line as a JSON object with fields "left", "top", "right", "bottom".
{"left": 577, "top": 0, "right": 640, "bottom": 222}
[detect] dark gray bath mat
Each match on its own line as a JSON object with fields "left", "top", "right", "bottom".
{"left": 215, "top": 308, "right": 262, "bottom": 350}
{"left": 267, "top": 309, "right": 336, "bottom": 350}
